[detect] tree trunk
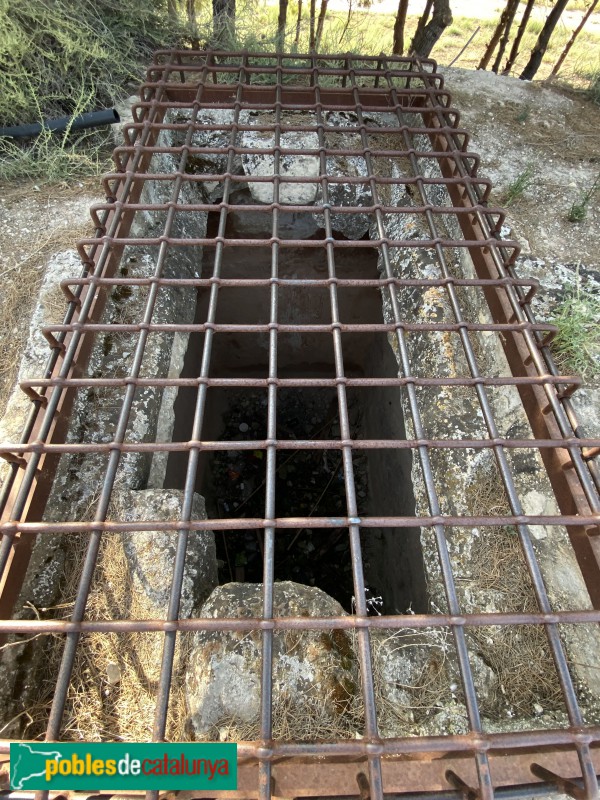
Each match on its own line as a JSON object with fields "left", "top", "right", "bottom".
{"left": 393, "top": 0, "right": 410, "bottom": 55}
{"left": 478, "top": 0, "right": 518, "bottom": 70}
{"left": 491, "top": 0, "right": 520, "bottom": 72}
{"left": 186, "top": 0, "right": 195, "bottom": 25}
{"left": 309, "top": 0, "right": 317, "bottom": 49}
{"left": 315, "top": 0, "right": 329, "bottom": 50}
{"left": 520, "top": 0, "right": 569, "bottom": 80}
{"left": 410, "top": 0, "right": 452, "bottom": 57}
{"left": 295, "top": 0, "right": 303, "bottom": 47}
{"left": 503, "top": 0, "right": 535, "bottom": 74}
{"left": 187, "top": 0, "right": 200, "bottom": 48}
{"left": 410, "top": 0, "right": 433, "bottom": 53}
{"left": 550, "top": 0, "right": 599, "bottom": 77}
{"left": 213, "top": 0, "right": 236, "bottom": 45}
{"left": 278, "top": 0, "right": 289, "bottom": 50}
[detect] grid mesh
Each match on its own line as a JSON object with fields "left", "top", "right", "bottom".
{"left": 1, "top": 50, "right": 600, "bottom": 800}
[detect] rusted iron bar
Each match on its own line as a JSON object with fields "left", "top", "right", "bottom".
{"left": 1, "top": 607, "right": 600, "bottom": 636}
{"left": 1, "top": 513, "right": 599, "bottom": 535}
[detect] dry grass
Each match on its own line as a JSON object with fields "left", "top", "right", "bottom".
{"left": 254, "top": 111, "right": 317, "bottom": 127}
{"left": 517, "top": 110, "right": 599, "bottom": 165}
{"left": 467, "top": 533, "right": 563, "bottom": 718}
{"left": 21, "top": 480, "right": 192, "bottom": 743}
{"left": 371, "top": 627, "right": 457, "bottom": 733}
{"left": 0, "top": 265, "right": 41, "bottom": 414}
{"left": 62, "top": 533, "right": 192, "bottom": 742}
{"left": 464, "top": 461, "right": 563, "bottom": 718}
{"left": 24, "top": 530, "right": 193, "bottom": 742}
{"left": 465, "top": 462, "right": 511, "bottom": 516}
{"left": 25, "top": 535, "right": 457, "bottom": 744}
{"left": 54, "top": 548, "right": 366, "bottom": 744}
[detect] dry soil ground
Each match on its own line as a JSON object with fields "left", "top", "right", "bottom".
{"left": 445, "top": 67, "right": 600, "bottom": 264}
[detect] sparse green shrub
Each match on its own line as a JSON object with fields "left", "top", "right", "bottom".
{"left": 0, "top": 0, "right": 180, "bottom": 126}
{"left": 503, "top": 164, "right": 536, "bottom": 206}
{"left": 588, "top": 70, "right": 600, "bottom": 106}
{"left": 568, "top": 170, "right": 599, "bottom": 222}
{"left": 568, "top": 201, "right": 587, "bottom": 222}
{"left": 186, "top": 1, "right": 395, "bottom": 58}
{"left": 0, "top": 128, "right": 113, "bottom": 183}
{"left": 550, "top": 279, "right": 600, "bottom": 379}
{"left": 0, "top": 0, "right": 182, "bottom": 182}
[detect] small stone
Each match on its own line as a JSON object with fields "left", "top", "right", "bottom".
{"left": 533, "top": 703, "right": 543, "bottom": 715}
{"left": 106, "top": 662, "right": 121, "bottom": 685}
{"left": 239, "top": 422, "right": 249, "bottom": 432}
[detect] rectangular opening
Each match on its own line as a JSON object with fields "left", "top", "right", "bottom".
{"left": 164, "top": 208, "right": 425, "bottom": 615}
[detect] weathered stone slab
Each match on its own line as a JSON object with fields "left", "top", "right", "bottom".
{"left": 166, "top": 108, "right": 248, "bottom": 202}
{"left": 115, "top": 488, "right": 217, "bottom": 618}
{"left": 314, "top": 112, "right": 372, "bottom": 239}
{"left": 0, "top": 250, "right": 80, "bottom": 450}
{"left": 0, "top": 135, "right": 210, "bottom": 737}
{"left": 242, "top": 129, "right": 320, "bottom": 205}
{"left": 185, "top": 581, "right": 358, "bottom": 738}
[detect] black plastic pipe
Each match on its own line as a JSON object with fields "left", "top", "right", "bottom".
{"left": 0, "top": 108, "right": 120, "bottom": 140}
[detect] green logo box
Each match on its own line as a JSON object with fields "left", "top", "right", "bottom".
{"left": 10, "top": 742, "right": 237, "bottom": 791}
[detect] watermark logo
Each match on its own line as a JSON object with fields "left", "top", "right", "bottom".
{"left": 10, "top": 743, "right": 237, "bottom": 790}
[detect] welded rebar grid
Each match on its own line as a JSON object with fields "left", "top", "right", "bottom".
{"left": 1, "top": 50, "right": 600, "bottom": 800}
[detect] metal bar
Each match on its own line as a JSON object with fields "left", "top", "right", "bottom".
{"left": 42, "top": 58, "right": 195, "bottom": 748}
{"left": 1, "top": 608, "right": 600, "bottom": 635}
{"left": 258, "top": 52, "right": 280, "bottom": 800}
{"left": 313, "top": 52, "right": 384, "bottom": 800}
{"left": 415, "top": 64, "right": 600, "bottom": 507}
{"left": 148, "top": 55, "right": 215, "bottom": 766}
{"left": 5, "top": 439, "right": 600, "bottom": 456}
{"left": 350, "top": 59, "right": 494, "bottom": 800}
{"left": 384, "top": 61, "right": 598, "bottom": 794}
{"left": 0, "top": 66, "right": 167, "bottom": 626}
{"left": 1, "top": 514, "right": 599, "bottom": 533}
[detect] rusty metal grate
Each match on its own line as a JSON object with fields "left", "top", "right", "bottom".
{"left": 1, "top": 50, "right": 600, "bottom": 800}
